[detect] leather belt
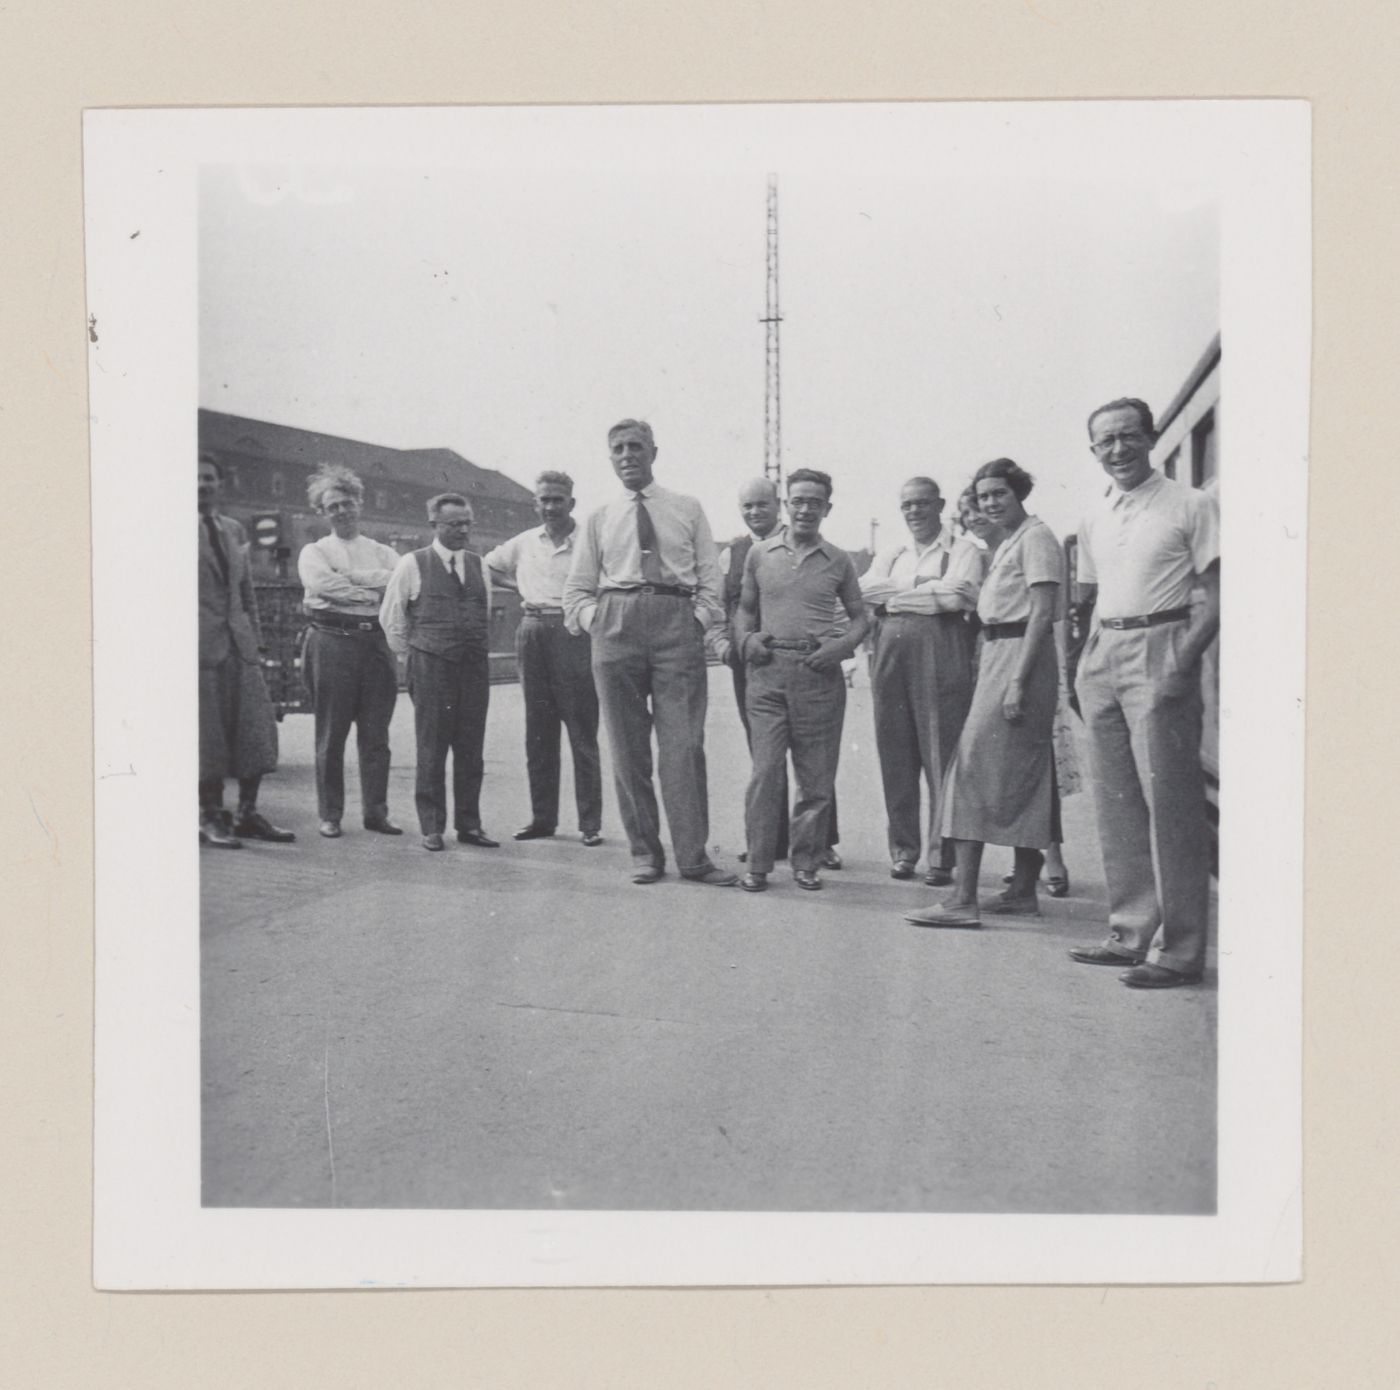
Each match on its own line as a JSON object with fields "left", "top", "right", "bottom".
{"left": 769, "top": 637, "right": 820, "bottom": 652}
{"left": 521, "top": 605, "right": 566, "bottom": 617}
{"left": 982, "top": 621, "right": 1028, "bottom": 640}
{"left": 602, "top": 584, "right": 693, "bottom": 599}
{"left": 308, "top": 610, "right": 382, "bottom": 634}
{"left": 1099, "top": 606, "right": 1193, "bottom": 631}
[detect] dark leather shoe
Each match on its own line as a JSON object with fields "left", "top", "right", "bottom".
{"left": 1068, "top": 945, "right": 1140, "bottom": 966}
{"left": 457, "top": 829, "right": 500, "bottom": 848}
{"left": 363, "top": 816, "right": 403, "bottom": 835}
{"left": 794, "top": 869, "right": 823, "bottom": 891}
{"left": 200, "top": 814, "right": 242, "bottom": 849}
{"left": 1120, "top": 963, "right": 1203, "bottom": 989}
{"left": 581, "top": 832, "right": 603, "bottom": 847}
{"left": 422, "top": 833, "right": 445, "bottom": 851}
{"left": 923, "top": 866, "right": 954, "bottom": 887}
{"left": 739, "top": 871, "right": 768, "bottom": 892}
{"left": 890, "top": 860, "right": 917, "bottom": 880}
{"left": 820, "top": 849, "right": 843, "bottom": 871}
{"left": 319, "top": 820, "right": 342, "bottom": 838}
{"left": 234, "top": 810, "right": 295, "bottom": 843}
{"left": 513, "top": 823, "right": 556, "bottom": 841}
{"left": 631, "top": 864, "right": 664, "bottom": 884}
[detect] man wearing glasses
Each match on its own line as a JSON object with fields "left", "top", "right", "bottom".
{"left": 380, "top": 492, "right": 500, "bottom": 852}
{"left": 732, "top": 470, "right": 869, "bottom": 893}
{"left": 858, "top": 476, "right": 985, "bottom": 884}
{"left": 1067, "top": 398, "right": 1220, "bottom": 989}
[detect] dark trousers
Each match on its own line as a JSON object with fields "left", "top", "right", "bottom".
{"left": 517, "top": 615, "right": 603, "bottom": 833}
{"left": 302, "top": 625, "right": 398, "bottom": 823}
{"left": 590, "top": 591, "right": 712, "bottom": 874}
{"left": 731, "top": 661, "right": 840, "bottom": 858}
{"left": 871, "top": 613, "right": 974, "bottom": 868}
{"left": 743, "top": 654, "right": 847, "bottom": 873}
{"left": 406, "top": 646, "right": 490, "bottom": 836}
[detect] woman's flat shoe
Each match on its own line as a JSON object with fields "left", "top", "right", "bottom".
{"left": 904, "top": 901, "right": 981, "bottom": 929}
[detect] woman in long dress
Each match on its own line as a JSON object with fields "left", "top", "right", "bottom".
{"left": 905, "top": 458, "right": 1064, "bottom": 928}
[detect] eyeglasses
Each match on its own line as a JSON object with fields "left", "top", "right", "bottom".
{"left": 1090, "top": 431, "right": 1148, "bottom": 456}
{"left": 899, "top": 499, "right": 939, "bottom": 511}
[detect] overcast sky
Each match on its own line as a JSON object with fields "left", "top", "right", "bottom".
{"left": 200, "top": 148, "right": 1217, "bottom": 551}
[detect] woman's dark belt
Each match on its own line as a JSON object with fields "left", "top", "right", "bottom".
{"left": 601, "top": 584, "right": 693, "bottom": 599}
{"left": 981, "top": 621, "right": 1028, "bottom": 640}
{"left": 1098, "top": 606, "right": 1193, "bottom": 630}
{"left": 308, "top": 609, "right": 382, "bottom": 634}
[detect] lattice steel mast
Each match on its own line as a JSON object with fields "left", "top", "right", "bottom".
{"left": 760, "top": 174, "right": 783, "bottom": 485}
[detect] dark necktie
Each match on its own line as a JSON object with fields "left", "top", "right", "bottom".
{"left": 448, "top": 553, "right": 461, "bottom": 585}
{"left": 203, "top": 514, "right": 230, "bottom": 587}
{"left": 632, "top": 492, "right": 667, "bottom": 585}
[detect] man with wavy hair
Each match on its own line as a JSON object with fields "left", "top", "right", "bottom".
{"left": 298, "top": 462, "right": 403, "bottom": 839}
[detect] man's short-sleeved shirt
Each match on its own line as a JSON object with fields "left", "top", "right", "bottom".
{"left": 1076, "top": 471, "right": 1220, "bottom": 619}
{"left": 976, "top": 516, "right": 1065, "bottom": 624}
{"left": 742, "top": 533, "right": 862, "bottom": 644}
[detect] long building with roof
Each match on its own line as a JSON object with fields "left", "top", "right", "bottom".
{"left": 197, "top": 409, "right": 539, "bottom": 697}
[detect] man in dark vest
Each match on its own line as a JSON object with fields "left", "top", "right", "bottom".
{"left": 716, "top": 477, "right": 841, "bottom": 869}
{"left": 380, "top": 491, "right": 500, "bottom": 852}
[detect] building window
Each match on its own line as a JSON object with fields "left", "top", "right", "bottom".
{"left": 270, "top": 470, "right": 285, "bottom": 498}
{"left": 1192, "top": 409, "right": 1217, "bottom": 488}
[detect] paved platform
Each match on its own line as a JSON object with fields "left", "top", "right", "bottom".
{"left": 201, "top": 666, "right": 1217, "bottom": 1212}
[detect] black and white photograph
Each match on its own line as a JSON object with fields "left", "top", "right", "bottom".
{"left": 87, "top": 101, "right": 1307, "bottom": 1287}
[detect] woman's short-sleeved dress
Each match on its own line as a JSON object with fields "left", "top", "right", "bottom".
{"left": 939, "top": 514, "right": 1064, "bottom": 848}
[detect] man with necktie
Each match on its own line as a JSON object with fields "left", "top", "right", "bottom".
{"left": 562, "top": 419, "right": 736, "bottom": 887}
{"left": 197, "top": 452, "right": 294, "bottom": 848}
{"left": 484, "top": 470, "right": 604, "bottom": 847}
{"left": 858, "top": 476, "right": 985, "bottom": 884}
{"left": 380, "top": 492, "right": 500, "bottom": 852}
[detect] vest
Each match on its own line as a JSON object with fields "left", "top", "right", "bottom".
{"left": 722, "top": 533, "right": 754, "bottom": 619}
{"left": 408, "top": 547, "right": 489, "bottom": 660}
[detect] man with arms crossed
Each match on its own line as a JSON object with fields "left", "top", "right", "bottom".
{"left": 380, "top": 492, "right": 500, "bottom": 853}
{"left": 732, "top": 470, "right": 869, "bottom": 893}
{"left": 1068, "top": 397, "right": 1220, "bottom": 989}
{"left": 563, "top": 419, "right": 736, "bottom": 887}
{"left": 485, "top": 471, "right": 604, "bottom": 847}
{"left": 858, "top": 476, "right": 983, "bottom": 884}
{"left": 298, "top": 463, "right": 403, "bottom": 839}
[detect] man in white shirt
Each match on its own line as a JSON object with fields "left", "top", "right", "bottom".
{"left": 1068, "top": 397, "right": 1220, "bottom": 989}
{"left": 298, "top": 464, "right": 403, "bottom": 839}
{"left": 484, "top": 471, "right": 603, "bottom": 847}
{"left": 380, "top": 492, "right": 500, "bottom": 852}
{"left": 859, "top": 476, "right": 984, "bottom": 883}
{"left": 562, "top": 419, "right": 736, "bottom": 887}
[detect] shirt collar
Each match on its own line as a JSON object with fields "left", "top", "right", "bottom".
{"left": 431, "top": 537, "right": 467, "bottom": 567}
{"left": 536, "top": 524, "right": 576, "bottom": 551}
{"left": 764, "top": 530, "right": 832, "bottom": 560}
{"left": 903, "top": 527, "right": 952, "bottom": 558}
{"left": 1109, "top": 469, "right": 1165, "bottom": 511}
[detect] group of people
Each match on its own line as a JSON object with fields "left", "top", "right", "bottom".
{"left": 197, "top": 397, "right": 1219, "bottom": 991}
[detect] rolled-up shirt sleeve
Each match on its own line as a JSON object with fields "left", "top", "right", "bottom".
{"left": 298, "top": 543, "right": 385, "bottom": 607}
{"left": 562, "top": 512, "right": 603, "bottom": 635}
{"left": 378, "top": 554, "right": 419, "bottom": 655}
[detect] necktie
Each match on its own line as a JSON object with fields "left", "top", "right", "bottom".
{"left": 203, "top": 514, "right": 230, "bottom": 587}
{"left": 448, "top": 554, "right": 461, "bottom": 585}
{"left": 632, "top": 492, "right": 667, "bottom": 585}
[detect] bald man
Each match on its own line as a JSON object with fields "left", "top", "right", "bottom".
{"left": 717, "top": 477, "right": 841, "bottom": 868}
